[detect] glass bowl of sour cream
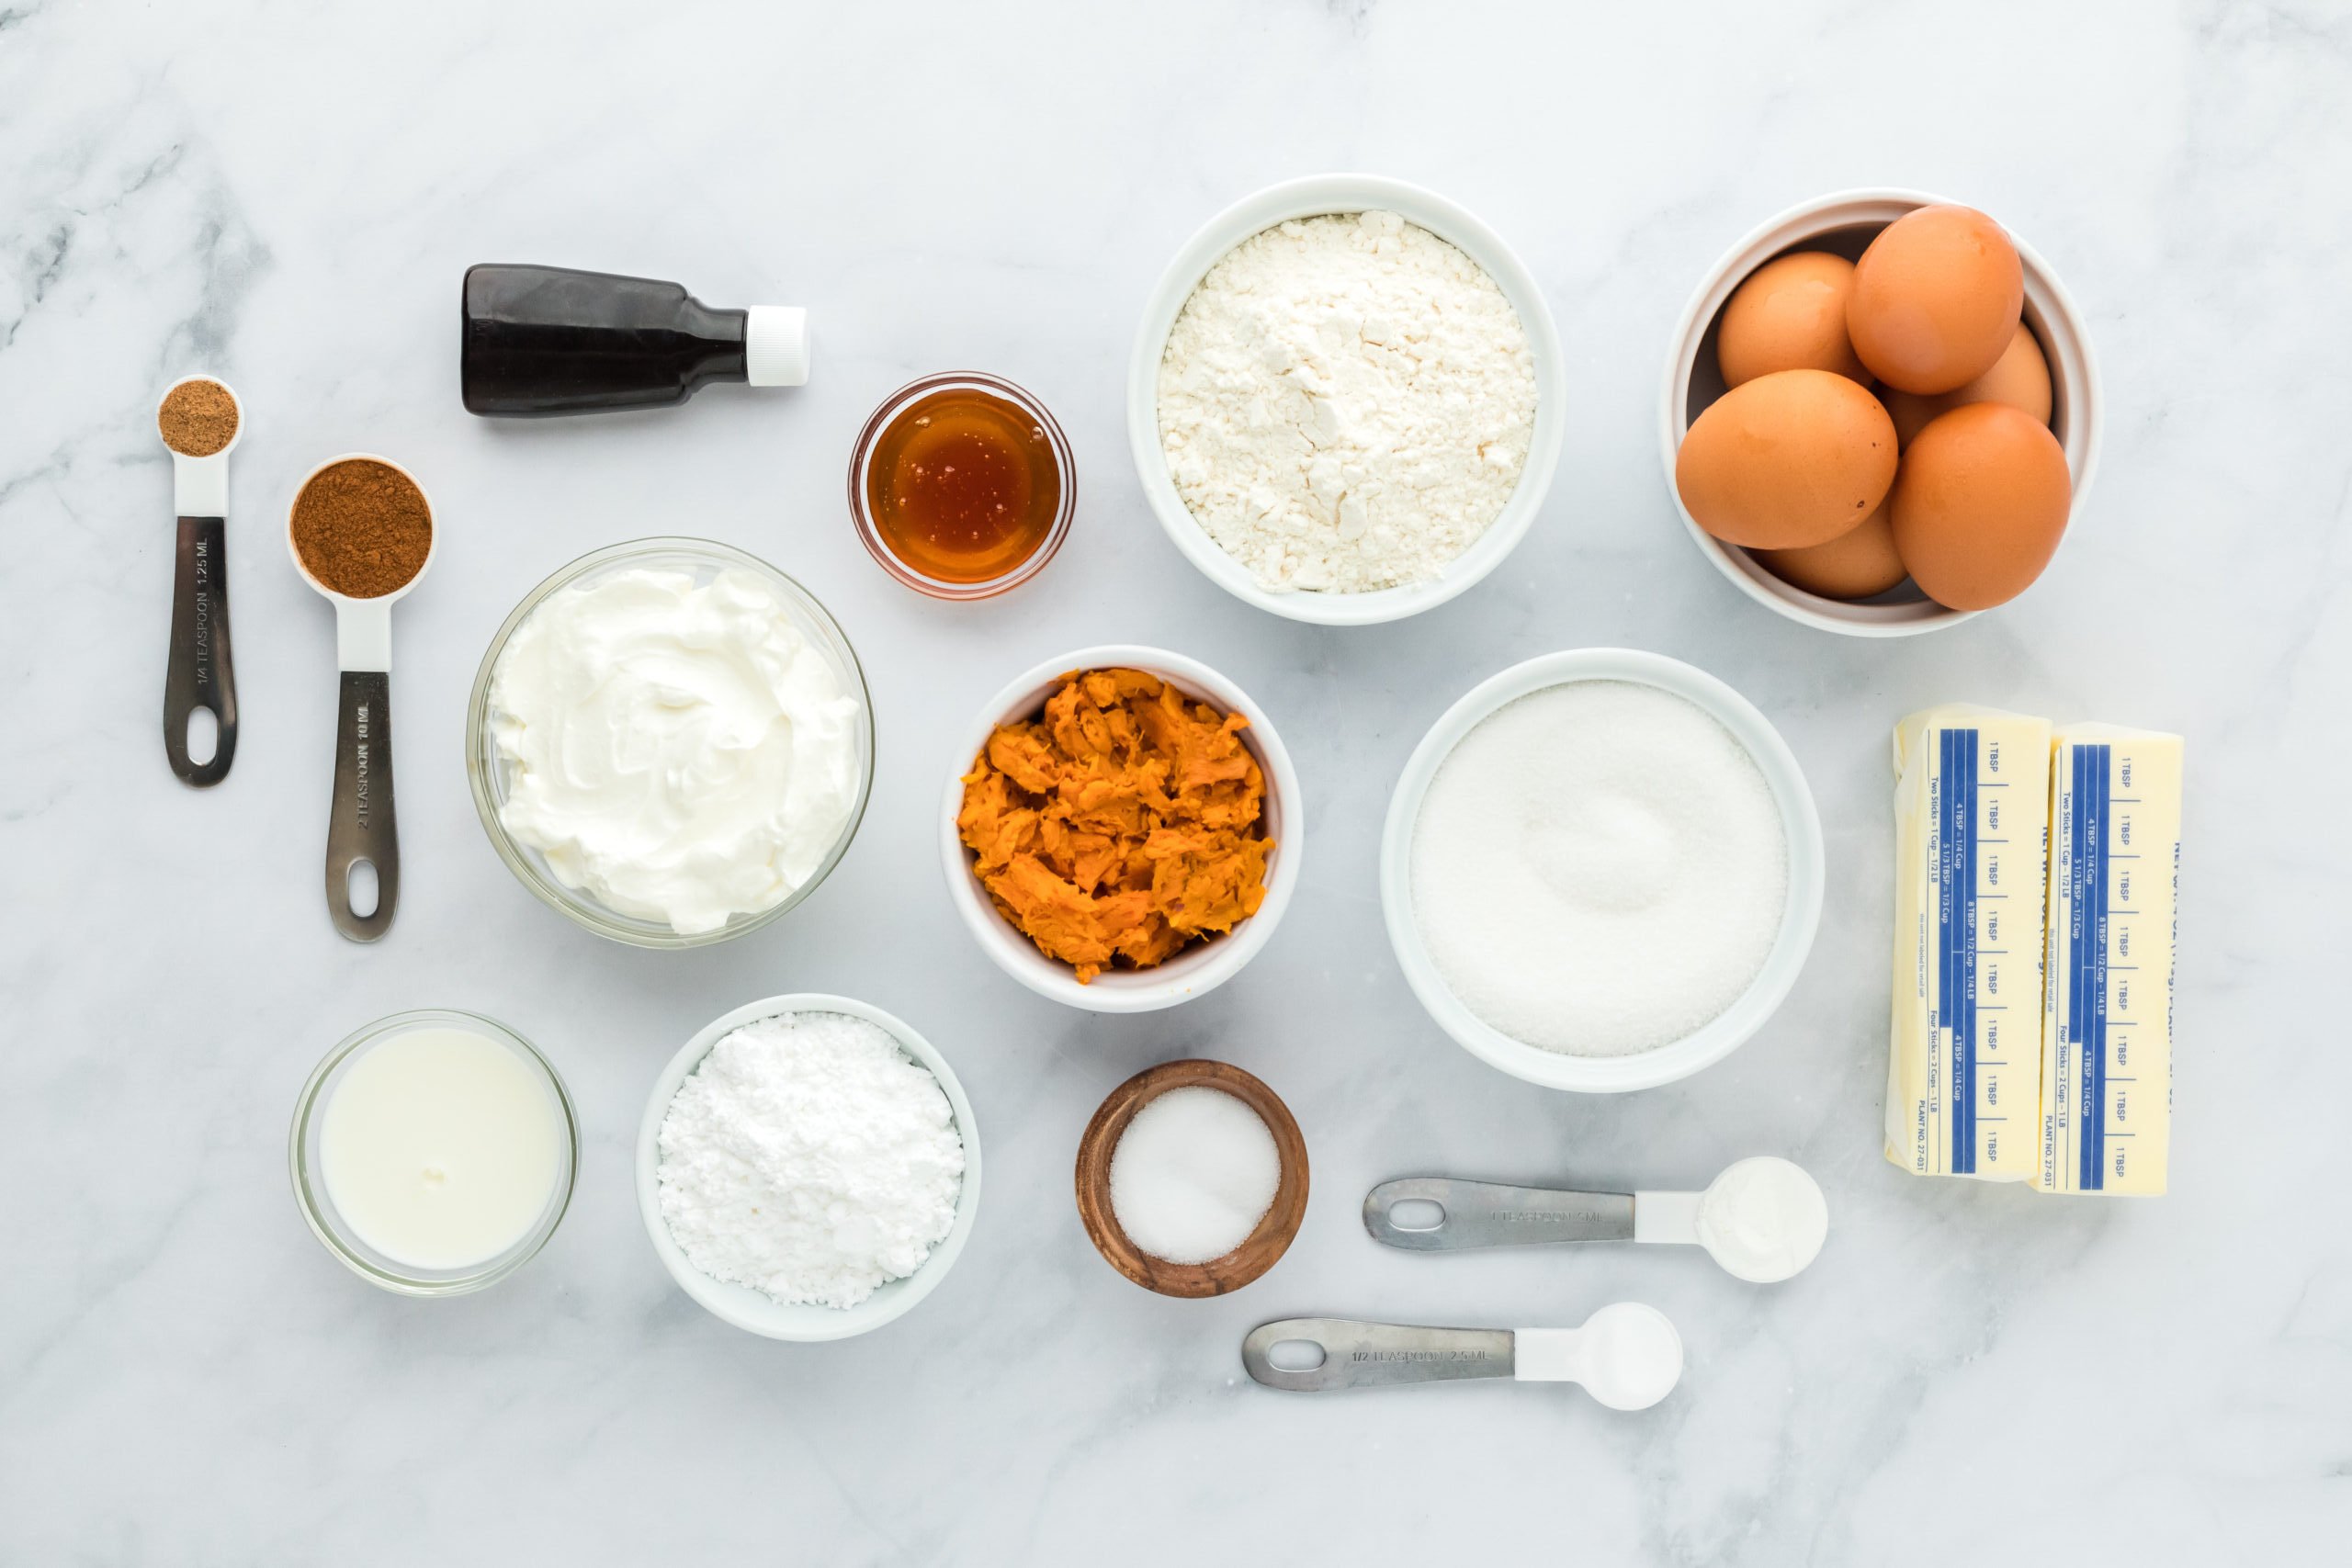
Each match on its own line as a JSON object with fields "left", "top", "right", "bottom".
{"left": 467, "top": 537, "right": 876, "bottom": 949}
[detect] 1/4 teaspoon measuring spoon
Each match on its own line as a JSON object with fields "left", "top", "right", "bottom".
{"left": 158, "top": 375, "right": 243, "bottom": 785}
{"left": 1243, "top": 1304, "right": 1683, "bottom": 1408}
{"left": 287, "top": 456, "right": 437, "bottom": 942}
{"left": 1363, "top": 1156, "right": 1829, "bottom": 1283}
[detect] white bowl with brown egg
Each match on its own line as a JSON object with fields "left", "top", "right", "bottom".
{"left": 1660, "top": 188, "right": 2102, "bottom": 637}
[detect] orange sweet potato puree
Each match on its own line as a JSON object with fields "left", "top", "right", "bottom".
{"left": 957, "top": 668, "right": 1272, "bottom": 982}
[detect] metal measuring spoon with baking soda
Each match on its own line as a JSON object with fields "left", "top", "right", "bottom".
{"left": 1243, "top": 1304, "right": 1684, "bottom": 1408}
{"left": 1363, "top": 1156, "right": 1828, "bottom": 1282}
{"left": 287, "top": 457, "right": 436, "bottom": 942}
{"left": 157, "top": 376, "right": 243, "bottom": 785}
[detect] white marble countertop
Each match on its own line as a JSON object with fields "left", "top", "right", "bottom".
{"left": 5, "top": 1, "right": 2347, "bottom": 1561}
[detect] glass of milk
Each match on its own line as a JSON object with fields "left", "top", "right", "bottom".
{"left": 290, "top": 1010, "right": 578, "bottom": 1294}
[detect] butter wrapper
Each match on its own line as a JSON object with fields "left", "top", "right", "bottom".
{"left": 1887, "top": 705, "right": 2052, "bottom": 1181}
{"left": 2036, "top": 726, "right": 2182, "bottom": 1196}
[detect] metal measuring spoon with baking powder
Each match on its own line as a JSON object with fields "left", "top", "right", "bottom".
{"left": 1242, "top": 1303, "right": 1684, "bottom": 1409}
{"left": 287, "top": 456, "right": 436, "bottom": 942}
{"left": 1363, "top": 1156, "right": 1829, "bottom": 1283}
{"left": 157, "top": 376, "right": 243, "bottom": 785}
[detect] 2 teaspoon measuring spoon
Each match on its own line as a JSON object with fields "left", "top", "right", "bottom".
{"left": 1363, "top": 1156, "right": 1829, "bottom": 1283}
{"left": 157, "top": 376, "right": 243, "bottom": 785}
{"left": 1243, "top": 1304, "right": 1683, "bottom": 1409}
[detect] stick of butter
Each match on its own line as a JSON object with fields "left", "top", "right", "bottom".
{"left": 1886, "top": 705, "right": 2052, "bottom": 1181}
{"left": 2037, "top": 726, "right": 2182, "bottom": 1196}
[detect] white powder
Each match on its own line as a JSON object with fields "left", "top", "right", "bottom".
{"left": 1410, "top": 681, "right": 1788, "bottom": 1055}
{"left": 1157, "top": 209, "right": 1537, "bottom": 593}
{"left": 1694, "top": 1156, "right": 1828, "bottom": 1282}
{"left": 1109, "top": 1087, "right": 1281, "bottom": 1265}
{"left": 1568, "top": 1304, "right": 1684, "bottom": 1411}
{"left": 656, "top": 1011, "right": 965, "bottom": 1310}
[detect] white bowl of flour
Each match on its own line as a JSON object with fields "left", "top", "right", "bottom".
{"left": 635, "top": 994, "right": 981, "bottom": 1339}
{"left": 1130, "top": 174, "right": 1566, "bottom": 626}
{"left": 1380, "top": 649, "right": 1824, "bottom": 1092}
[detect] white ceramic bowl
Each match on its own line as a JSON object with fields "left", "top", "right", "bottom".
{"left": 941, "top": 646, "right": 1303, "bottom": 1012}
{"left": 1128, "top": 173, "right": 1566, "bottom": 626}
{"left": 1379, "top": 649, "right": 1824, "bottom": 1092}
{"left": 634, "top": 993, "right": 981, "bottom": 1341}
{"left": 1661, "top": 188, "right": 2103, "bottom": 637}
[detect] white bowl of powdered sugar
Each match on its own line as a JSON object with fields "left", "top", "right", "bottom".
{"left": 635, "top": 994, "right": 980, "bottom": 1340}
{"left": 1131, "top": 174, "right": 1566, "bottom": 625}
{"left": 1380, "top": 649, "right": 1824, "bottom": 1093}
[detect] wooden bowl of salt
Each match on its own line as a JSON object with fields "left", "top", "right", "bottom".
{"left": 1074, "top": 1058, "right": 1308, "bottom": 1298}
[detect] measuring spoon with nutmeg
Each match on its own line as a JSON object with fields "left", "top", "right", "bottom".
{"left": 287, "top": 456, "right": 437, "bottom": 942}
{"left": 158, "top": 376, "right": 243, "bottom": 785}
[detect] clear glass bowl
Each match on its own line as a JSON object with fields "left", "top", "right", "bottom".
{"left": 289, "top": 1009, "right": 578, "bottom": 1296}
{"left": 466, "top": 537, "right": 876, "bottom": 948}
{"left": 847, "top": 371, "right": 1075, "bottom": 600}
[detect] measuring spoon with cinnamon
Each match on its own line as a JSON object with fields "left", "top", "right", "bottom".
{"left": 286, "top": 456, "right": 436, "bottom": 942}
{"left": 157, "top": 376, "right": 243, "bottom": 785}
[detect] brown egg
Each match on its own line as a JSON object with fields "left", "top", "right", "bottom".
{"left": 1890, "top": 403, "right": 2072, "bottom": 609}
{"left": 1757, "top": 499, "right": 1907, "bottom": 600}
{"left": 1676, "top": 369, "right": 1898, "bottom": 550}
{"left": 1884, "top": 323, "right": 2052, "bottom": 446}
{"left": 1847, "top": 206, "right": 2024, "bottom": 395}
{"left": 1717, "top": 251, "right": 1869, "bottom": 388}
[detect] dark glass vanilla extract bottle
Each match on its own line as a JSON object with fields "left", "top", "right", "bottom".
{"left": 460, "top": 265, "right": 808, "bottom": 416}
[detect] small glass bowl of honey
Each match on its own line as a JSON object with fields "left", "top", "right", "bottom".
{"left": 848, "top": 372, "right": 1075, "bottom": 599}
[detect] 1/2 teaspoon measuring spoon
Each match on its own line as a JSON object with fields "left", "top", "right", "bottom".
{"left": 1243, "top": 1303, "right": 1683, "bottom": 1408}
{"left": 287, "top": 456, "right": 436, "bottom": 942}
{"left": 1363, "top": 1156, "right": 1829, "bottom": 1283}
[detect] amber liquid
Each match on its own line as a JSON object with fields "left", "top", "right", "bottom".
{"left": 865, "top": 388, "right": 1062, "bottom": 583}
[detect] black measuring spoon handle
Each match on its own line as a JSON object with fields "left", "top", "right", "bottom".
{"left": 164, "top": 514, "right": 237, "bottom": 786}
{"left": 324, "top": 669, "right": 399, "bottom": 942}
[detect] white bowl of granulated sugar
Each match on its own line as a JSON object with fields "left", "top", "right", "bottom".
{"left": 1379, "top": 649, "right": 1824, "bottom": 1093}
{"left": 1130, "top": 174, "right": 1566, "bottom": 626}
{"left": 636, "top": 994, "right": 981, "bottom": 1340}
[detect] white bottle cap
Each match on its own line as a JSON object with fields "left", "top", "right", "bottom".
{"left": 743, "top": 306, "right": 810, "bottom": 387}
